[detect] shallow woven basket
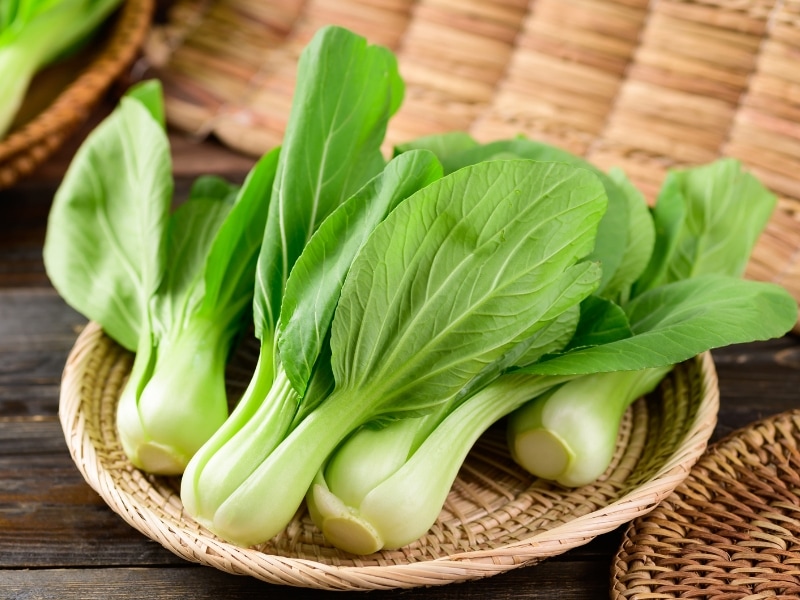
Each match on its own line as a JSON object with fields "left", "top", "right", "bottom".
{"left": 612, "top": 409, "right": 800, "bottom": 599}
{"left": 142, "top": 0, "right": 800, "bottom": 322}
{"left": 59, "top": 321, "right": 718, "bottom": 591}
{"left": 0, "top": 0, "right": 154, "bottom": 190}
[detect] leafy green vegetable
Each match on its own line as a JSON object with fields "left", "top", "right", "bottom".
{"left": 602, "top": 168, "right": 655, "bottom": 304}
{"left": 308, "top": 147, "right": 796, "bottom": 554}
{"left": 311, "top": 277, "right": 796, "bottom": 553}
{"left": 396, "top": 134, "right": 631, "bottom": 297}
{"left": 253, "top": 25, "right": 404, "bottom": 344}
{"left": 392, "top": 131, "right": 479, "bottom": 159}
{"left": 179, "top": 25, "right": 415, "bottom": 523}
{"left": 44, "top": 23, "right": 797, "bottom": 558}
{"left": 508, "top": 157, "right": 794, "bottom": 486}
{"left": 44, "top": 81, "right": 276, "bottom": 474}
{"left": 191, "top": 159, "right": 607, "bottom": 547}
{"left": 521, "top": 276, "right": 797, "bottom": 376}
{"left": 633, "top": 158, "right": 776, "bottom": 294}
{"left": 307, "top": 309, "right": 580, "bottom": 554}
{"left": 44, "top": 81, "right": 172, "bottom": 352}
{"left": 119, "top": 149, "right": 278, "bottom": 474}
{"left": 181, "top": 150, "right": 443, "bottom": 523}
{"left": 277, "top": 149, "right": 443, "bottom": 395}
{"left": 507, "top": 367, "right": 672, "bottom": 487}
{"left": 0, "top": 0, "right": 123, "bottom": 137}
{"left": 308, "top": 373, "right": 565, "bottom": 554}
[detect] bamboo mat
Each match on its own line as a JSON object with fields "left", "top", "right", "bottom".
{"left": 142, "top": 0, "right": 800, "bottom": 306}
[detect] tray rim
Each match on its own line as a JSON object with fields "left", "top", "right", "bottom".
{"left": 59, "top": 321, "right": 720, "bottom": 590}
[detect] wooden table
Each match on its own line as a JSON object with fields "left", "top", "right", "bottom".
{"left": 2, "top": 114, "right": 799, "bottom": 600}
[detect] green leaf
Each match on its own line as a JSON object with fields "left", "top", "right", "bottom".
{"left": 0, "top": 0, "right": 123, "bottom": 136}
{"left": 125, "top": 79, "right": 166, "bottom": 129}
{"left": 120, "top": 143, "right": 277, "bottom": 476}
{"left": 460, "top": 305, "right": 580, "bottom": 401}
{"left": 432, "top": 136, "right": 630, "bottom": 294}
{"left": 43, "top": 94, "right": 172, "bottom": 350}
{"left": 565, "top": 295, "right": 632, "bottom": 350}
{"left": 199, "top": 149, "right": 279, "bottom": 318}
{"left": 602, "top": 168, "right": 655, "bottom": 303}
{"left": 514, "top": 305, "right": 581, "bottom": 367}
{"left": 521, "top": 275, "right": 798, "bottom": 376}
{"left": 634, "top": 159, "right": 776, "bottom": 294}
{"left": 393, "top": 131, "right": 479, "bottom": 160}
{"left": 185, "top": 174, "right": 240, "bottom": 205}
{"left": 151, "top": 195, "right": 234, "bottom": 336}
{"left": 277, "top": 149, "right": 443, "bottom": 395}
{"left": 331, "top": 159, "right": 607, "bottom": 415}
{"left": 253, "top": 25, "right": 404, "bottom": 341}
{"left": 201, "top": 160, "right": 607, "bottom": 547}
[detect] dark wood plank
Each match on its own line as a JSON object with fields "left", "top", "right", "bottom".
{"left": 0, "top": 290, "right": 86, "bottom": 417}
{"left": 0, "top": 188, "right": 52, "bottom": 288}
{"left": 0, "top": 556, "right": 612, "bottom": 599}
{"left": 711, "top": 337, "right": 800, "bottom": 439}
{"left": 0, "top": 419, "right": 184, "bottom": 568}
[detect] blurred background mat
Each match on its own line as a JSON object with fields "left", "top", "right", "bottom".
{"left": 141, "top": 0, "right": 800, "bottom": 317}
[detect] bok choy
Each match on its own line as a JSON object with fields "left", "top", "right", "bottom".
{"left": 306, "top": 139, "right": 797, "bottom": 553}
{"left": 179, "top": 25, "right": 410, "bottom": 523}
{"left": 185, "top": 158, "right": 608, "bottom": 547}
{"left": 44, "top": 80, "right": 276, "bottom": 474}
{"left": 507, "top": 157, "right": 784, "bottom": 486}
{"left": 0, "top": 0, "right": 123, "bottom": 137}
{"left": 43, "top": 23, "right": 798, "bottom": 557}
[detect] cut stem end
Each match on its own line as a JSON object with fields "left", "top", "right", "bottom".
{"left": 511, "top": 428, "right": 574, "bottom": 481}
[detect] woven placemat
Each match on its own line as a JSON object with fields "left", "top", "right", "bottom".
{"left": 0, "top": 0, "right": 154, "bottom": 190}
{"left": 612, "top": 409, "right": 800, "bottom": 599}
{"left": 140, "top": 0, "right": 800, "bottom": 317}
{"left": 60, "top": 322, "right": 718, "bottom": 590}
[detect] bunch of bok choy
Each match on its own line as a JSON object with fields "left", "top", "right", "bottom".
{"left": 305, "top": 137, "right": 797, "bottom": 554}
{"left": 43, "top": 25, "right": 797, "bottom": 557}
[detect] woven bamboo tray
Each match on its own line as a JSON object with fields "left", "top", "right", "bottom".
{"left": 0, "top": 0, "right": 153, "bottom": 190}
{"left": 59, "top": 321, "right": 718, "bottom": 591}
{"left": 612, "top": 409, "right": 800, "bottom": 599}
{"left": 141, "top": 0, "right": 800, "bottom": 318}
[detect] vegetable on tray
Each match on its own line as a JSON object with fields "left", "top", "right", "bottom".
{"left": 44, "top": 25, "right": 798, "bottom": 555}
{"left": 0, "top": 0, "right": 123, "bottom": 138}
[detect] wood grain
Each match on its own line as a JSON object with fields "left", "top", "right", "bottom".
{"left": 0, "top": 556, "right": 613, "bottom": 600}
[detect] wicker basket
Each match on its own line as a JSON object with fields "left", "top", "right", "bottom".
{"left": 0, "top": 0, "right": 154, "bottom": 190}
{"left": 612, "top": 409, "right": 800, "bottom": 599}
{"left": 59, "top": 322, "right": 718, "bottom": 591}
{"left": 141, "top": 0, "right": 800, "bottom": 320}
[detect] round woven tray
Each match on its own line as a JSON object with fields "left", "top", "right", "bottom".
{"left": 0, "top": 0, "right": 154, "bottom": 190}
{"left": 59, "top": 322, "right": 719, "bottom": 591}
{"left": 612, "top": 409, "right": 800, "bottom": 599}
